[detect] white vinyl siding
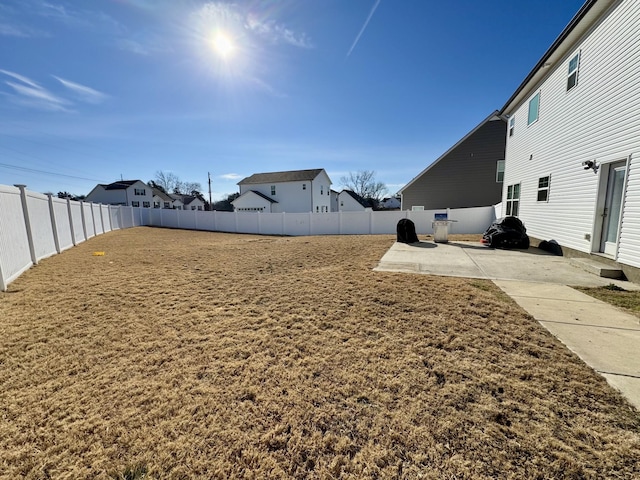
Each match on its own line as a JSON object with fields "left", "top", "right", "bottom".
{"left": 502, "top": 0, "right": 640, "bottom": 264}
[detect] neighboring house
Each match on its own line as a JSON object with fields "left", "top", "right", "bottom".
{"left": 399, "top": 111, "right": 506, "bottom": 210}
{"left": 499, "top": 0, "right": 640, "bottom": 278}
{"left": 330, "top": 189, "right": 339, "bottom": 213}
{"left": 171, "top": 193, "right": 205, "bottom": 211}
{"left": 85, "top": 180, "right": 153, "bottom": 207}
{"left": 380, "top": 196, "right": 401, "bottom": 210}
{"left": 337, "top": 190, "right": 374, "bottom": 211}
{"left": 234, "top": 168, "right": 332, "bottom": 213}
{"left": 152, "top": 188, "right": 175, "bottom": 209}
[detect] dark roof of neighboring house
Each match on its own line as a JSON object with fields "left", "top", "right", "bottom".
{"left": 152, "top": 188, "right": 173, "bottom": 202}
{"left": 341, "top": 189, "right": 375, "bottom": 208}
{"left": 232, "top": 190, "right": 278, "bottom": 204}
{"left": 171, "top": 194, "right": 202, "bottom": 206}
{"left": 104, "top": 180, "right": 141, "bottom": 190}
{"left": 238, "top": 168, "right": 325, "bottom": 185}
{"left": 500, "top": 0, "right": 608, "bottom": 114}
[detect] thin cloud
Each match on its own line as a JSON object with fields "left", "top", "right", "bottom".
{"left": 3, "top": 80, "right": 70, "bottom": 112}
{"left": 246, "top": 16, "right": 313, "bottom": 49}
{"left": 0, "top": 69, "right": 41, "bottom": 89}
{"left": 52, "top": 75, "right": 108, "bottom": 104}
{"left": 220, "top": 173, "right": 242, "bottom": 180}
{"left": 347, "top": 0, "right": 382, "bottom": 57}
{"left": 0, "top": 22, "right": 48, "bottom": 37}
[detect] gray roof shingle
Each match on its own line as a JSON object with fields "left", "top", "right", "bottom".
{"left": 238, "top": 169, "right": 325, "bottom": 185}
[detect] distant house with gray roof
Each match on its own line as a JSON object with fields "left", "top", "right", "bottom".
{"left": 233, "top": 168, "right": 332, "bottom": 213}
{"left": 85, "top": 180, "right": 153, "bottom": 207}
{"left": 337, "top": 190, "right": 375, "bottom": 211}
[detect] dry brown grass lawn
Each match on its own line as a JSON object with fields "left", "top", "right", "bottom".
{"left": 1, "top": 227, "right": 639, "bottom": 479}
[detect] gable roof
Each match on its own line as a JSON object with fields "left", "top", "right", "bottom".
{"left": 500, "top": 0, "right": 613, "bottom": 115}
{"left": 399, "top": 111, "right": 503, "bottom": 194}
{"left": 152, "top": 188, "right": 173, "bottom": 202}
{"left": 340, "top": 189, "right": 374, "bottom": 208}
{"left": 238, "top": 168, "right": 325, "bottom": 185}
{"left": 170, "top": 193, "right": 203, "bottom": 206}
{"left": 104, "top": 180, "right": 142, "bottom": 190}
{"left": 232, "top": 190, "right": 278, "bottom": 204}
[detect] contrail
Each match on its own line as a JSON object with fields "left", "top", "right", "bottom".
{"left": 347, "top": 0, "right": 382, "bottom": 57}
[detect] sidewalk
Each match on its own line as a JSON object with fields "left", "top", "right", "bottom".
{"left": 374, "top": 241, "right": 640, "bottom": 410}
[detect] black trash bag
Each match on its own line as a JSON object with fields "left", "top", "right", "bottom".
{"left": 482, "top": 216, "right": 529, "bottom": 249}
{"left": 397, "top": 218, "right": 419, "bottom": 244}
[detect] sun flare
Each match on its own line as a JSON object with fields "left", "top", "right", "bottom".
{"left": 212, "top": 32, "right": 234, "bottom": 58}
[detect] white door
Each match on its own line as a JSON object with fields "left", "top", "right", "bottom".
{"left": 600, "top": 161, "right": 626, "bottom": 256}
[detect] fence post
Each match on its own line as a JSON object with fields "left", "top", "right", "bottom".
{"left": 47, "top": 194, "right": 61, "bottom": 254}
{"left": 80, "top": 201, "right": 88, "bottom": 240}
{"left": 369, "top": 210, "right": 373, "bottom": 234}
{"left": 15, "top": 185, "right": 37, "bottom": 265}
{"left": 67, "top": 199, "right": 77, "bottom": 246}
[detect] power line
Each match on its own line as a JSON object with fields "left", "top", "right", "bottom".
{"left": 0, "top": 162, "right": 103, "bottom": 182}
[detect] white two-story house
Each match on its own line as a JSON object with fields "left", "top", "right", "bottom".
{"left": 232, "top": 169, "right": 332, "bottom": 213}
{"left": 85, "top": 180, "right": 154, "bottom": 207}
{"left": 500, "top": 0, "right": 640, "bottom": 280}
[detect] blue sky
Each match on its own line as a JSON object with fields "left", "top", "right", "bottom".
{"left": 0, "top": 0, "right": 585, "bottom": 200}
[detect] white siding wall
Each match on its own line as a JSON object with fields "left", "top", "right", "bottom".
{"left": 338, "top": 192, "right": 366, "bottom": 212}
{"left": 310, "top": 172, "right": 332, "bottom": 213}
{"left": 504, "top": 0, "right": 640, "bottom": 265}
{"left": 240, "top": 181, "right": 312, "bottom": 213}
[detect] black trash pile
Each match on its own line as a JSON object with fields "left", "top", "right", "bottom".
{"left": 396, "top": 218, "right": 419, "bottom": 244}
{"left": 482, "top": 216, "right": 529, "bottom": 249}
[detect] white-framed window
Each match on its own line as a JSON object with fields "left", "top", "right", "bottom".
{"left": 316, "top": 206, "right": 319, "bottom": 212}
{"left": 153, "top": 201, "right": 160, "bottom": 208}
{"left": 164, "top": 202, "right": 170, "bottom": 208}
{"left": 320, "top": 186, "right": 324, "bottom": 195}
{"left": 509, "top": 117, "right": 515, "bottom": 137}
{"left": 271, "top": 185, "right": 276, "bottom": 195}
{"left": 537, "top": 176, "right": 550, "bottom": 202}
{"left": 528, "top": 92, "right": 540, "bottom": 125}
{"left": 496, "top": 160, "right": 505, "bottom": 183}
{"left": 567, "top": 51, "right": 580, "bottom": 91}
{"left": 302, "top": 184, "right": 306, "bottom": 190}
{"left": 197, "top": 206, "right": 203, "bottom": 211}
{"left": 506, "top": 183, "right": 520, "bottom": 216}
{"left": 131, "top": 201, "right": 140, "bottom": 207}
{"left": 143, "top": 201, "right": 150, "bottom": 208}
{"left": 134, "top": 188, "right": 146, "bottom": 196}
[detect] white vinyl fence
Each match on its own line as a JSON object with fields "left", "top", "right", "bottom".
{"left": 0, "top": 183, "right": 497, "bottom": 290}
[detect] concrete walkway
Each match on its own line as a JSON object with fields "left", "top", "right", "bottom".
{"left": 375, "top": 241, "right": 640, "bottom": 410}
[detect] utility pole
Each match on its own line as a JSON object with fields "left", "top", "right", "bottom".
{"left": 208, "top": 172, "right": 213, "bottom": 211}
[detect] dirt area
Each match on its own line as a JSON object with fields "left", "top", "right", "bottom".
{"left": 1, "top": 227, "right": 639, "bottom": 479}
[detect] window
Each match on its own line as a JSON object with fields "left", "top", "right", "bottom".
{"left": 316, "top": 206, "right": 319, "bottom": 212}
{"left": 271, "top": 185, "right": 276, "bottom": 195}
{"left": 505, "top": 183, "right": 520, "bottom": 216}
{"left": 528, "top": 92, "right": 540, "bottom": 125}
{"left": 567, "top": 52, "right": 580, "bottom": 91}
{"left": 164, "top": 202, "right": 170, "bottom": 208}
{"left": 320, "top": 186, "right": 324, "bottom": 195}
{"left": 496, "top": 160, "right": 505, "bottom": 183}
{"left": 197, "top": 206, "right": 203, "bottom": 211}
{"left": 131, "top": 201, "right": 140, "bottom": 207}
{"left": 134, "top": 188, "right": 146, "bottom": 196}
{"left": 191, "top": 206, "right": 196, "bottom": 210}
{"left": 302, "top": 184, "right": 306, "bottom": 190}
{"left": 509, "top": 117, "right": 515, "bottom": 137}
{"left": 143, "top": 201, "right": 150, "bottom": 208}
{"left": 537, "top": 176, "right": 550, "bottom": 202}
{"left": 153, "top": 201, "right": 160, "bottom": 208}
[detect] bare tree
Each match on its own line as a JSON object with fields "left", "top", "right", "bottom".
{"left": 154, "top": 171, "right": 182, "bottom": 194}
{"left": 340, "top": 170, "right": 387, "bottom": 204}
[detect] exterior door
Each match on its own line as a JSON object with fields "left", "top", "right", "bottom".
{"left": 600, "top": 161, "right": 626, "bottom": 255}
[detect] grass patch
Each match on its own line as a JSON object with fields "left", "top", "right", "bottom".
{"left": 1, "top": 229, "right": 639, "bottom": 479}
{"left": 575, "top": 283, "right": 640, "bottom": 318}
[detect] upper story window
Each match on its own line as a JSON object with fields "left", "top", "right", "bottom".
{"left": 320, "top": 186, "right": 324, "bottom": 195}
{"left": 528, "top": 92, "right": 540, "bottom": 125}
{"left": 496, "top": 160, "right": 505, "bottom": 182}
{"left": 271, "top": 185, "right": 276, "bottom": 195}
{"left": 134, "top": 188, "right": 146, "bottom": 196}
{"left": 537, "top": 176, "right": 550, "bottom": 202}
{"left": 508, "top": 117, "right": 515, "bottom": 137}
{"left": 567, "top": 52, "right": 580, "bottom": 91}
{"left": 302, "top": 184, "right": 306, "bottom": 190}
